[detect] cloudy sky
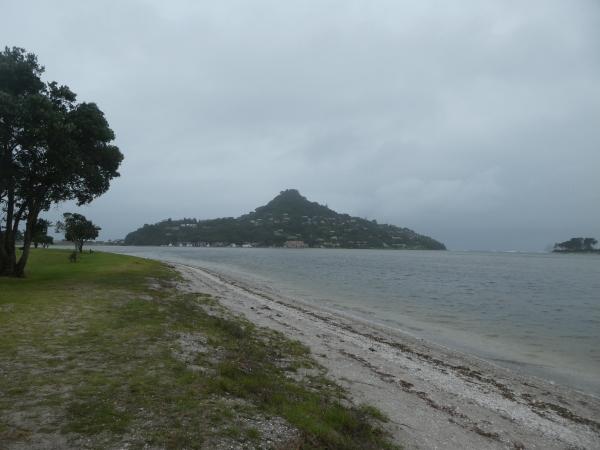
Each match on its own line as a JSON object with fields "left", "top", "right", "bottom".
{"left": 3, "top": 0, "right": 599, "bottom": 250}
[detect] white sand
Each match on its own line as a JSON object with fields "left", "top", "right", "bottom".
{"left": 175, "top": 262, "right": 600, "bottom": 450}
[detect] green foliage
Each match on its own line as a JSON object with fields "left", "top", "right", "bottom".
{"left": 125, "top": 189, "right": 446, "bottom": 250}
{"left": 0, "top": 46, "right": 123, "bottom": 277}
{"left": 31, "top": 218, "right": 52, "bottom": 248}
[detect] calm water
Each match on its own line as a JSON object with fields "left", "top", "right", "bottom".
{"left": 96, "top": 246, "right": 600, "bottom": 395}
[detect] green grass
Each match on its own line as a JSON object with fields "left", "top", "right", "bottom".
{"left": 0, "top": 249, "right": 399, "bottom": 449}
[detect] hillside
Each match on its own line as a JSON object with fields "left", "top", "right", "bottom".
{"left": 124, "top": 189, "right": 446, "bottom": 250}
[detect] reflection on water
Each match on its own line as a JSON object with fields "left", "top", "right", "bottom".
{"left": 94, "top": 246, "right": 600, "bottom": 395}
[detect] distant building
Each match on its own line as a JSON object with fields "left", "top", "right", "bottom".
{"left": 284, "top": 240, "right": 307, "bottom": 248}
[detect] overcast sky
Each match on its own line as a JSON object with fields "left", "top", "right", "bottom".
{"left": 3, "top": 0, "right": 599, "bottom": 250}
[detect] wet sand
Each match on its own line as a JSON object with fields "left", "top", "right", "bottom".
{"left": 175, "top": 262, "right": 600, "bottom": 449}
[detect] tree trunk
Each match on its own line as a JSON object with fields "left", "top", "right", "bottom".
{"left": 0, "top": 233, "right": 16, "bottom": 276}
{"left": 0, "top": 227, "right": 8, "bottom": 274}
{"left": 14, "top": 243, "right": 30, "bottom": 277}
{"left": 0, "top": 234, "right": 8, "bottom": 275}
{"left": 14, "top": 205, "right": 39, "bottom": 278}
{"left": 0, "top": 189, "right": 16, "bottom": 276}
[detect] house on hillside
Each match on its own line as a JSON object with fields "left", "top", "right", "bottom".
{"left": 284, "top": 240, "right": 307, "bottom": 248}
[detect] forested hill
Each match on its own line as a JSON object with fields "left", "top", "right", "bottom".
{"left": 124, "top": 189, "right": 446, "bottom": 250}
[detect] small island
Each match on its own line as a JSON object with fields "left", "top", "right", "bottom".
{"left": 124, "top": 189, "right": 446, "bottom": 250}
{"left": 553, "top": 237, "right": 599, "bottom": 253}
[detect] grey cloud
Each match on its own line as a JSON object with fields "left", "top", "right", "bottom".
{"left": 2, "top": 0, "right": 599, "bottom": 250}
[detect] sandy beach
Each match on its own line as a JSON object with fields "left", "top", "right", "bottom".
{"left": 175, "top": 262, "right": 600, "bottom": 450}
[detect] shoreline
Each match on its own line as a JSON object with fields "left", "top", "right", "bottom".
{"left": 90, "top": 245, "right": 600, "bottom": 398}
{"left": 176, "top": 258, "right": 599, "bottom": 396}
{"left": 174, "top": 261, "right": 600, "bottom": 449}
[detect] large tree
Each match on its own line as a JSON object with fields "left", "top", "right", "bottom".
{"left": 57, "top": 213, "right": 100, "bottom": 253}
{"left": 0, "top": 47, "right": 123, "bottom": 276}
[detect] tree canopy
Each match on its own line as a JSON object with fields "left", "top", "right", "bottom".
{"left": 57, "top": 213, "right": 100, "bottom": 253}
{"left": 0, "top": 47, "right": 123, "bottom": 276}
{"left": 553, "top": 237, "right": 598, "bottom": 253}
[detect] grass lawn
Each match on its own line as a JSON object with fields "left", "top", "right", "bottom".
{"left": 0, "top": 249, "right": 398, "bottom": 449}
